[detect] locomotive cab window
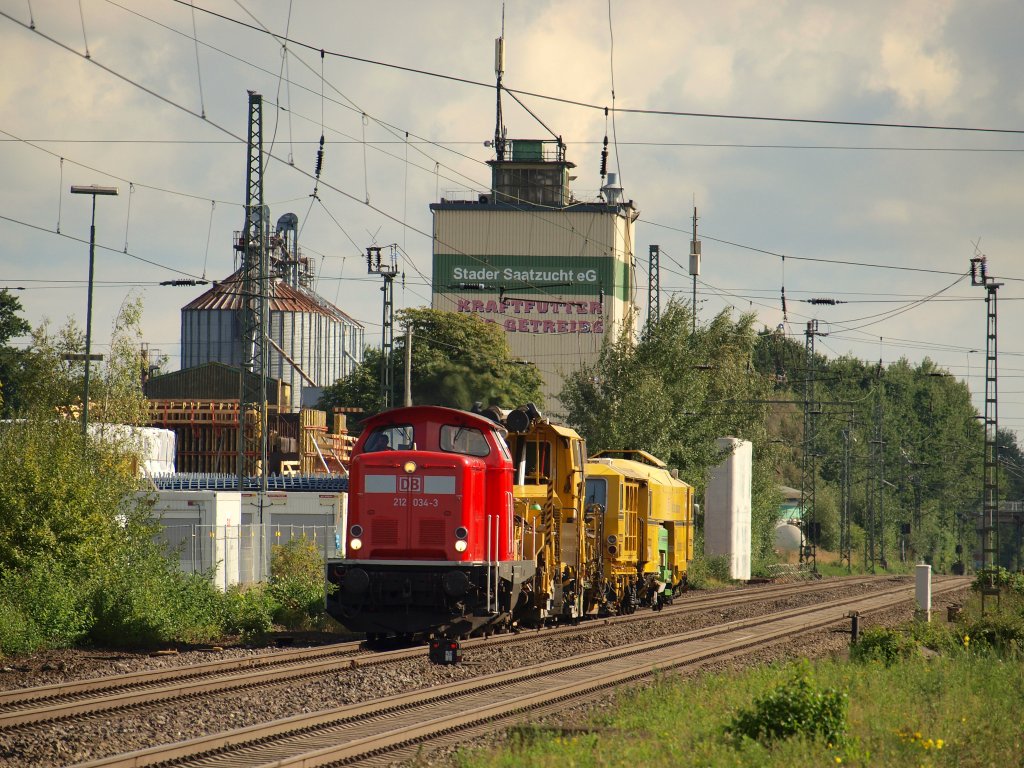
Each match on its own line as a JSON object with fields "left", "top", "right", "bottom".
{"left": 585, "top": 477, "right": 607, "bottom": 507}
{"left": 522, "top": 440, "right": 551, "bottom": 485}
{"left": 440, "top": 425, "right": 490, "bottom": 457}
{"left": 363, "top": 424, "right": 414, "bottom": 452}
{"left": 496, "top": 434, "right": 512, "bottom": 461}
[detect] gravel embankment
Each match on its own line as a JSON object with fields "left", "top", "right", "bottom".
{"left": 0, "top": 576, "right": 969, "bottom": 768}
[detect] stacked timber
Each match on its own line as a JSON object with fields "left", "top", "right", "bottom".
{"left": 147, "top": 399, "right": 355, "bottom": 476}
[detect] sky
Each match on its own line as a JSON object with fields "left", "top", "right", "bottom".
{"left": 2, "top": 0, "right": 1023, "bottom": 438}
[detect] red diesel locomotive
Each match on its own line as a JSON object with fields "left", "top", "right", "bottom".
{"left": 325, "top": 405, "right": 531, "bottom": 640}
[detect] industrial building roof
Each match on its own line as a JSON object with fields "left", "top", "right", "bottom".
{"left": 183, "top": 270, "right": 362, "bottom": 327}
{"left": 144, "top": 361, "right": 290, "bottom": 404}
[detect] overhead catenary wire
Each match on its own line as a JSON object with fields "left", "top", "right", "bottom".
{"left": 643, "top": 219, "right": 1024, "bottom": 284}
{"left": 9, "top": 7, "right": 1024, "bottom": 297}
{"left": 122, "top": 181, "right": 134, "bottom": 252}
{"left": 0, "top": 212, "right": 205, "bottom": 279}
{"left": 55, "top": 156, "right": 63, "bottom": 234}
{"left": 6, "top": 5, "right": 1024, "bottom": 401}
{"left": 201, "top": 200, "right": 216, "bottom": 280}
{"left": 606, "top": 0, "right": 621, "bottom": 184}
{"left": 76, "top": 0, "right": 90, "bottom": 58}
{"left": 13, "top": 137, "right": 1024, "bottom": 153}
{"left": 32, "top": 0, "right": 1015, "bottom": 305}
{"left": 169, "top": 0, "right": 1024, "bottom": 137}
{"left": 188, "top": 0, "right": 206, "bottom": 118}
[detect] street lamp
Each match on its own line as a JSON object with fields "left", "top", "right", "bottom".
{"left": 70, "top": 184, "right": 118, "bottom": 436}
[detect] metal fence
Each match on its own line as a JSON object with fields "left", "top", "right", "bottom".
{"left": 157, "top": 524, "right": 342, "bottom": 588}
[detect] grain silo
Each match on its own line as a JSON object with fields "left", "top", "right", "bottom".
{"left": 181, "top": 212, "right": 364, "bottom": 411}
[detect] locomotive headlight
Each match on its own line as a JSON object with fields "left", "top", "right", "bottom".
{"left": 607, "top": 534, "right": 617, "bottom": 545}
{"left": 349, "top": 537, "right": 363, "bottom": 551}
{"left": 454, "top": 539, "right": 468, "bottom": 552}
{"left": 350, "top": 524, "right": 363, "bottom": 538}
{"left": 455, "top": 526, "right": 468, "bottom": 540}
{"left": 403, "top": 460, "right": 417, "bottom": 473}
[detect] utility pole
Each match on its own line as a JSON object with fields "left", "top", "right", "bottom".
{"left": 689, "top": 207, "right": 701, "bottom": 335}
{"left": 69, "top": 184, "right": 118, "bottom": 437}
{"left": 367, "top": 245, "right": 400, "bottom": 408}
{"left": 971, "top": 254, "right": 1003, "bottom": 604}
{"left": 403, "top": 325, "right": 413, "bottom": 407}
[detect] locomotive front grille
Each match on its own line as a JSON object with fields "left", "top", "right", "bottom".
{"left": 372, "top": 518, "right": 399, "bottom": 545}
{"left": 418, "top": 518, "right": 446, "bottom": 547}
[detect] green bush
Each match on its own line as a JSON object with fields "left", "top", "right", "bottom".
{"left": 221, "top": 583, "right": 278, "bottom": 638}
{"left": 972, "top": 567, "right": 1024, "bottom": 594}
{"left": 727, "top": 666, "right": 848, "bottom": 746}
{"left": 89, "top": 554, "right": 223, "bottom": 648}
{"left": 0, "top": 556, "right": 93, "bottom": 649}
{"left": 850, "top": 626, "right": 917, "bottom": 666}
{"left": 686, "top": 554, "right": 733, "bottom": 590}
{"left": 269, "top": 537, "right": 331, "bottom": 629}
{"left": 908, "top": 617, "right": 961, "bottom": 654}
{"left": 962, "top": 612, "right": 1024, "bottom": 654}
{"left": 0, "top": 599, "right": 44, "bottom": 655}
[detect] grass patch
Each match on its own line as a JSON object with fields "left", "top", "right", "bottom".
{"left": 454, "top": 645, "right": 1024, "bottom": 767}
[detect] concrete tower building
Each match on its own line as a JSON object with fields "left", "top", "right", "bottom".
{"left": 430, "top": 139, "right": 639, "bottom": 416}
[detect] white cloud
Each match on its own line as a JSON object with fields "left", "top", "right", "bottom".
{"left": 865, "top": 1, "right": 960, "bottom": 112}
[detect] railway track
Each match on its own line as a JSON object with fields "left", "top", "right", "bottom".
{"left": 71, "top": 577, "right": 970, "bottom": 768}
{"left": 0, "top": 575, "right": 890, "bottom": 729}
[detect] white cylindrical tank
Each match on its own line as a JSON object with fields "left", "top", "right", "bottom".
{"left": 774, "top": 522, "right": 802, "bottom": 554}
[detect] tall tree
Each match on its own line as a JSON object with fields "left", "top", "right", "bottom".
{"left": 753, "top": 336, "right": 988, "bottom": 570}
{"left": 561, "top": 299, "right": 780, "bottom": 571}
{"left": 0, "top": 298, "right": 186, "bottom": 649}
{"left": 0, "top": 289, "right": 32, "bottom": 417}
{"left": 562, "top": 300, "right": 770, "bottom": 482}
{"left": 318, "top": 308, "right": 545, "bottom": 429}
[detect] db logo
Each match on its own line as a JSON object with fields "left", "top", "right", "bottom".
{"left": 398, "top": 476, "right": 422, "bottom": 492}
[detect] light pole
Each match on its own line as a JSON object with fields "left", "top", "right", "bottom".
{"left": 70, "top": 184, "right": 118, "bottom": 436}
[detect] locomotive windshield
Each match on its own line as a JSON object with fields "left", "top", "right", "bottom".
{"left": 363, "top": 424, "right": 414, "bottom": 452}
{"left": 521, "top": 440, "right": 551, "bottom": 484}
{"left": 439, "top": 425, "right": 490, "bottom": 457}
{"left": 585, "top": 477, "right": 608, "bottom": 507}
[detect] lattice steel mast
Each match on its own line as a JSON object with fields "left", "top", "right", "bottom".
{"left": 840, "top": 412, "right": 854, "bottom": 572}
{"left": 972, "top": 255, "right": 1003, "bottom": 599}
{"left": 647, "top": 244, "right": 660, "bottom": 327}
{"left": 236, "top": 91, "right": 269, "bottom": 485}
{"left": 800, "top": 320, "right": 819, "bottom": 572}
{"left": 866, "top": 366, "right": 885, "bottom": 572}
